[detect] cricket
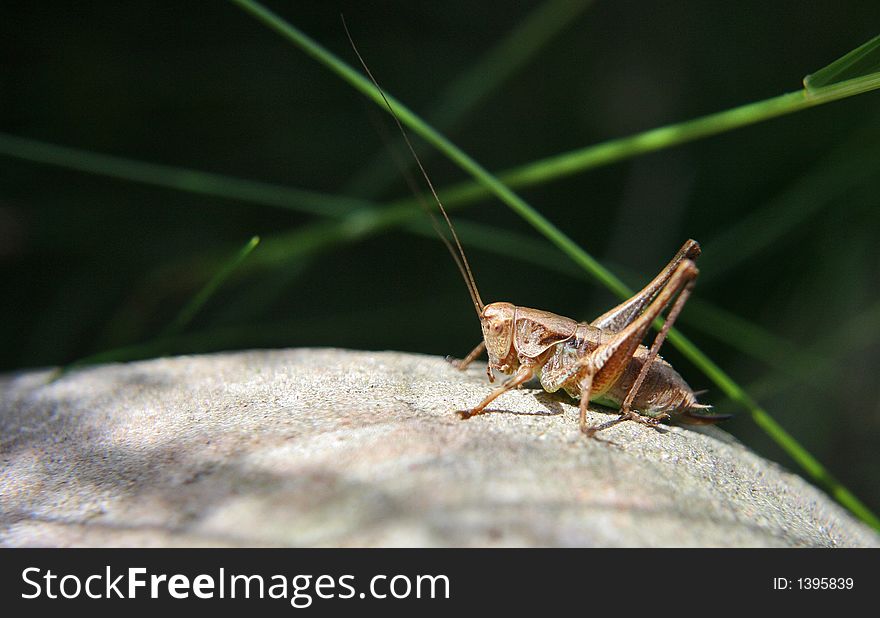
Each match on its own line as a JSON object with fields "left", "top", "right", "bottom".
{"left": 345, "top": 23, "right": 728, "bottom": 437}
{"left": 450, "top": 239, "right": 730, "bottom": 436}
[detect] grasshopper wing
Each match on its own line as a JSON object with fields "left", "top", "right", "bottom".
{"left": 512, "top": 307, "right": 577, "bottom": 359}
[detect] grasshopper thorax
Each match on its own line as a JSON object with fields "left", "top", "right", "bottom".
{"left": 480, "top": 302, "right": 516, "bottom": 372}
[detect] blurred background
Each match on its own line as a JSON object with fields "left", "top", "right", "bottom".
{"left": 2, "top": 2, "right": 879, "bottom": 516}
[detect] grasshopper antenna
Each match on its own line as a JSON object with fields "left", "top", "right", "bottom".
{"left": 341, "top": 15, "right": 485, "bottom": 316}
{"left": 363, "top": 105, "right": 480, "bottom": 317}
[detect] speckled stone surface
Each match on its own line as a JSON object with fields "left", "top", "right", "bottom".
{"left": 1, "top": 348, "right": 876, "bottom": 547}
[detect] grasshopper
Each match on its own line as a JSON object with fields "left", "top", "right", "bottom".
{"left": 451, "top": 238, "right": 728, "bottom": 436}
{"left": 345, "top": 24, "right": 727, "bottom": 436}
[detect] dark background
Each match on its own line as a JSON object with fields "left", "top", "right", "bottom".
{"left": 2, "top": 2, "right": 880, "bottom": 517}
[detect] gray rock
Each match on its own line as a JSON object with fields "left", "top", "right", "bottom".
{"left": 0, "top": 348, "right": 876, "bottom": 547}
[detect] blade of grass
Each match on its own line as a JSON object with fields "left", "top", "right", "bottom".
{"left": 353, "top": 81, "right": 880, "bottom": 214}
{"left": 160, "top": 235, "right": 261, "bottom": 338}
{"left": 487, "top": 77, "right": 880, "bottom": 190}
{"left": 230, "top": 0, "right": 880, "bottom": 529}
{"left": 0, "top": 133, "right": 368, "bottom": 217}
{"left": 805, "top": 33, "right": 880, "bottom": 90}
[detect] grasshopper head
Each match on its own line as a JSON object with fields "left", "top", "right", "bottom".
{"left": 480, "top": 302, "right": 516, "bottom": 371}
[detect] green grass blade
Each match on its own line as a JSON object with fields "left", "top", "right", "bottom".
{"left": 231, "top": 0, "right": 880, "bottom": 529}
{"left": 492, "top": 80, "right": 880, "bottom": 190}
{"left": 160, "top": 235, "right": 261, "bottom": 338}
{"left": 0, "top": 132, "right": 368, "bottom": 217}
{"left": 805, "top": 33, "right": 880, "bottom": 90}
{"left": 370, "top": 77, "right": 880, "bottom": 215}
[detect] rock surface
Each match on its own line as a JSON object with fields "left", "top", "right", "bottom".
{"left": 0, "top": 348, "right": 876, "bottom": 547}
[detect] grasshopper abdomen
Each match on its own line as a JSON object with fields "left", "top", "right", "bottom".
{"left": 544, "top": 335, "right": 705, "bottom": 421}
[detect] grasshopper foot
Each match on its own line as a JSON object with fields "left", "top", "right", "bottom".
{"left": 581, "top": 410, "right": 668, "bottom": 441}
{"left": 619, "top": 410, "right": 669, "bottom": 428}
{"left": 445, "top": 355, "right": 465, "bottom": 370}
{"left": 580, "top": 420, "right": 620, "bottom": 446}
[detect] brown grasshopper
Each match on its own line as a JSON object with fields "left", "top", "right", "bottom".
{"left": 451, "top": 238, "right": 728, "bottom": 435}
{"left": 345, "top": 24, "right": 727, "bottom": 436}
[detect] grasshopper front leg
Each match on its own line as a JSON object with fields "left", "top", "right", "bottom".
{"left": 459, "top": 364, "right": 534, "bottom": 419}
{"left": 448, "top": 341, "right": 495, "bottom": 382}
{"left": 450, "top": 341, "right": 485, "bottom": 370}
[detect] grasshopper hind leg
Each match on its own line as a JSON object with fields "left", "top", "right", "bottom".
{"left": 577, "top": 259, "right": 699, "bottom": 437}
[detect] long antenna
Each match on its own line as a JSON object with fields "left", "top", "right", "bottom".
{"left": 341, "top": 16, "right": 484, "bottom": 316}
{"left": 364, "top": 106, "right": 484, "bottom": 319}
